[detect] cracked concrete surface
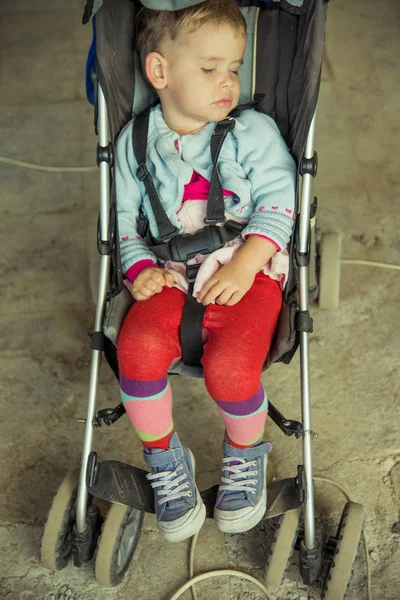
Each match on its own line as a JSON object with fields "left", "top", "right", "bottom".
{"left": 0, "top": 0, "right": 399, "bottom": 599}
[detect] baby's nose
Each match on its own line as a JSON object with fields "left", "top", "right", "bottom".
{"left": 222, "top": 74, "right": 234, "bottom": 88}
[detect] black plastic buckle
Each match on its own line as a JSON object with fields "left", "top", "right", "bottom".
{"left": 204, "top": 216, "right": 226, "bottom": 225}
{"left": 169, "top": 225, "right": 219, "bottom": 261}
{"left": 136, "top": 164, "right": 149, "bottom": 182}
{"left": 186, "top": 264, "right": 201, "bottom": 283}
{"left": 159, "top": 228, "right": 179, "bottom": 243}
{"left": 225, "top": 219, "right": 244, "bottom": 234}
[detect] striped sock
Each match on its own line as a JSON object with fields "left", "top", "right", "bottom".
{"left": 225, "top": 431, "right": 263, "bottom": 449}
{"left": 214, "top": 385, "right": 269, "bottom": 448}
{"left": 120, "top": 374, "right": 174, "bottom": 450}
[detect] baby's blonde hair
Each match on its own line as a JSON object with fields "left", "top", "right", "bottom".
{"left": 135, "top": 0, "right": 247, "bottom": 72}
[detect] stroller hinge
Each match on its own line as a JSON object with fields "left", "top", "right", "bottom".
{"left": 89, "top": 331, "right": 105, "bottom": 351}
{"left": 268, "top": 401, "right": 304, "bottom": 438}
{"left": 295, "top": 310, "right": 313, "bottom": 333}
{"left": 299, "top": 521, "right": 325, "bottom": 585}
{"left": 299, "top": 151, "right": 318, "bottom": 177}
{"left": 72, "top": 503, "right": 102, "bottom": 567}
{"left": 96, "top": 142, "right": 114, "bottom": 167}
{"left": 93, "top": 403, "right": 126, "bottom": 427}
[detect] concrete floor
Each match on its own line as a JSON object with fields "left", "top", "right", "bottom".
{"left": 0, "top": 0, "right": 399, "bottom": 599}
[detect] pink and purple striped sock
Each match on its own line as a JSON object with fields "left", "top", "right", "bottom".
{"left": 214, "top": 385, "right": 268, "bottom": 448}
{"left": 120, "top": 374, "right": 174, "bottom": 449}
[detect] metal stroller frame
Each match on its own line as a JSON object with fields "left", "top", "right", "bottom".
{"left": 79, "top": 81, "right": 317, "bottom": 544}
{"left": 81, "top": 0, "right": 320, "bottom": 574}
{"left": 41, "top": 1, "right": 365, "bottom": 596}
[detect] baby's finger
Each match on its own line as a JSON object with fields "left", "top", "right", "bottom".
{"left": 197, "top": 277, "right": 218, "bottom": 302}
{"left": 164, "top": 272, "right": 175, "bottom": 287}
{"left": 225, "top": 291, "right": 243, "bottom": 306}
{"left": 215, "top": 288, "right": 235, "bottom": 306}
{"left": 144, "top": 279, "right": 163, "bottom": 294}
{"left": 133, "top": 283, "right": 155, "bottom": 298}
{"left": 132, "top": 288, "right": 152, "bottom": 301}
{"left": 148, "top": 270, "right": 166, "bottom": 286}
{"left": 201, "top": 282, "right": 224, "bottom": 306}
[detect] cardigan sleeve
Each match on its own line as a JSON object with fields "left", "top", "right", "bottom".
{"left": 236, "top": 111, "right": 296, "bottom": 250}
{"left": 115, "top": 120, "right": 159, "bottom": 275}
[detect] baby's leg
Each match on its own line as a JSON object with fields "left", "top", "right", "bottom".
{"left": 117, "top": 286, "right": 185, "bottom": 449}
{"left": 202, "top": 272, "right": 282, "bottom": 446}
{"left": 118, "top": 286, "right": 206, "bottom": 541}
{"left": 202, "top": 273, "right": 282, "bottom": 533}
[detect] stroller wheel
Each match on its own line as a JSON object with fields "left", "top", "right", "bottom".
{"left": 264, "top": 507, "right": 301, "bottom": 588}
{"left": 318, "top": 232, "right": 342, "bottom": 309}
{"left": 95, "top": 503, "right": 144, "bottom": 587}
{"left": 41, "top": 469, "right": 80, "bottom": 571}
{"left": 322, "top": 502, "right": 365, "bottom": 600}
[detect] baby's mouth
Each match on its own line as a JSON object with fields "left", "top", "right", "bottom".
{"left": 213, "top": 98, "right": 232, "bottom": 106}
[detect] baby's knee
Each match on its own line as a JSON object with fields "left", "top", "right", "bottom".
{"left": 118, "top": 322, "right": 176, "bottom": 379}
{"left": 203, "top": 356, "right": 257, "bottom": 401}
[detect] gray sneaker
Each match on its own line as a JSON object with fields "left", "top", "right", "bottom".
{"left": 143, "top": 432, "right": 206, "bottom": 542}
{"left": 214, "top": 438, "right": 272, "bottom": 533}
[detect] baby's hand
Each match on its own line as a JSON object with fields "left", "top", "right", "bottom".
{"left": 132, "top": 267, "right": 175, "bottom": 301}
{"left": 197, "top": 261, "right": 255, "bottom": 307}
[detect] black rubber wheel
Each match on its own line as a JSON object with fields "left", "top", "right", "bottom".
{"left": 265, "top": 508, "right": 301, "bottom": 588}
{"left": 95, "top": 503, "right": 144, "bottom": 587}
{"left": 322, "top": 502, "right": 365, "bottom": 599}
{"left": 41, "top": 469, "right": 79, "bottom": 571}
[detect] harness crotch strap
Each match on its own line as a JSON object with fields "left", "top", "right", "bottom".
{"left": 131, "top": 103, "right": 254, "bottom": 366}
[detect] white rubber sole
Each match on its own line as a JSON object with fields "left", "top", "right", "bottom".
{"left": 214, "top": 458, "right": 267, "bottom": 534}
{"left": 158, "top": 449, "right": 206, "bottom": 543}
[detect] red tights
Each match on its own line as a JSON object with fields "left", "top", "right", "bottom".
{"left": 118, "top": 273, "right": 282, "bottom": 401}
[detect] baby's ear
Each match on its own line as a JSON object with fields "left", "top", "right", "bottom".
{"left": 145, "top": 52, "right": 167, "bottom": 90}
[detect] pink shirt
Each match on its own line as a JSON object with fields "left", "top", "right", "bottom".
{"left": 182, "top": 170, "right": 233, "bottom": 201}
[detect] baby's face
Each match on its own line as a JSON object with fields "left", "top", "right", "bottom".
{"left": 162, "top": 22, "right": 246, "bottom": 133}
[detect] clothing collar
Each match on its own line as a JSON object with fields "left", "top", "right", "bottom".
{"left": 150, "top": 103, "right": 216, "bottom": 149}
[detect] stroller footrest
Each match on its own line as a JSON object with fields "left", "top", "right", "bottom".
{"left": 87, "top": 456, "right": 304, "bottom": 519}
{"left": 87, "top": 456, "right": 155, "bottom": 513}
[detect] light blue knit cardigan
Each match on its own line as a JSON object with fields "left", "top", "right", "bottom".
{"left": 115, "top": 104, "right": 296, "bottom": 275}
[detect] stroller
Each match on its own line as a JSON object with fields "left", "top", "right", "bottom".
{"left": 41, "top": 0, "right": 363, "bottom": 597}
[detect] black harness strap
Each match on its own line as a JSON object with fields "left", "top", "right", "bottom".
{"left": 205, "top": 98, "right": 262, "bottom": 224}
{"left": 205, "top": 118, "right": 235, "bottom": 224}
{"left": 180, "top": 264, "right": 206, "bottom": 366}
{"left": 133, "top": 103, "right": 179, "bottom": 241}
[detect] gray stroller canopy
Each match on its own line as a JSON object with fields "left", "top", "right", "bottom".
{"left": 85, "top": 0, "right": 311, "bottom": 15}
{"left": 84, "top": 0, "right": 327, "bottom": 161}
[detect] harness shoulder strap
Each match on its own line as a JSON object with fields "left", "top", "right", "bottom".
{"left": 132, "top": 103, "right": 178, "bottom": 241}
{"left": 205, "top": 118, "right": 235, "bottom": 224}
{"left": 205, "top": 98, "right": 264, "bottom": 224}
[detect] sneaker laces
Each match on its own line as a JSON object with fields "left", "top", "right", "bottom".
{"left": 219, "top": 457, "right": 258, "bottom": 494}
{"left": 146, "top": 464, "right": 193, "bottom": 505}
